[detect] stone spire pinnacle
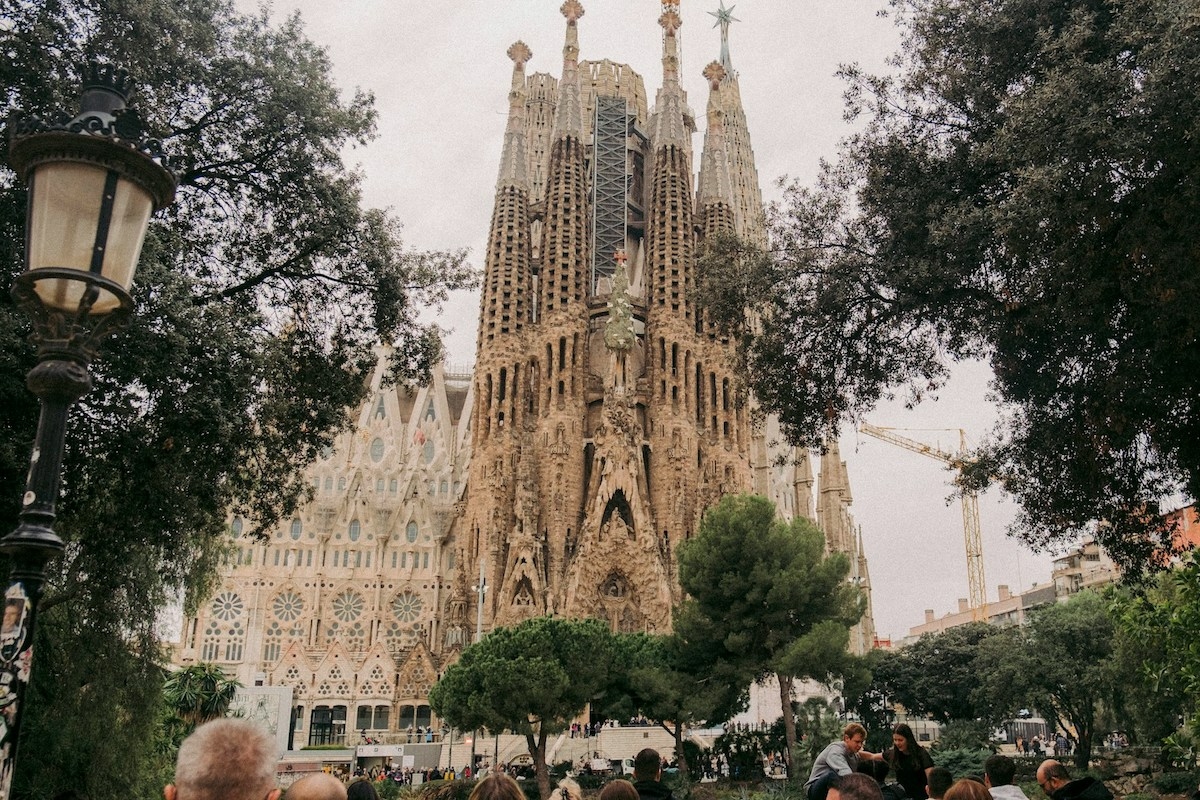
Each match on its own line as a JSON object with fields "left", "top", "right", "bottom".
{"left": 552, "top": 0, "right": 585, "bottom": 141}
{"left": 496, "top": 42, "right": 532, "bottom": 191}
{"left": 697, "top": 61, "right": 735, "bottom": 210}
{"left": 650, "top": 1, "right": 692, "bottom": 149}
{"left": 708, "top": 1, "right": 740, "bottom": 73}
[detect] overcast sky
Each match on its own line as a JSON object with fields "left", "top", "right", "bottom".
{"left": 237, "top": 0, "right": 1058, "bottom": 640}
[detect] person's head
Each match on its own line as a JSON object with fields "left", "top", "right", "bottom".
{"left": 165, "top": 718, "right": 280, "bottom": 800}
{"left": 1036, "top": 760, "right": 1070, "bottom": 796}
{"left": 556, "top": 778, "right": 582, "bottom": 800}
{"left": 943, "top": 780, "right": 991, "bottom": 800}
{"left": 286, "top": 774, "right": 347, "bottom": 800}
{"left": 984, "top": 755, "right": 1016, "bottom": 788}
{"left": 346, "top": 780, "right": 379, "bottom": 800}
{"left": 842, "top": 722, "right": 868, "bottom": 755}
{"left": 599, "top": 780, "right": 639, "bottom": 800}
{"left": 927, "top": 767, "right": 954, "bottom": 800}
{"left": 891, "top": 723, "right": 919, "bottom": 755}
{"left": 633, "top": 749, "right": 662, "bottom": 782}
{"left": 469, "top": 773, "right": 525, "bottom": 800}
{"left": 829, "top": 773, "right": 884, "bottom": 800}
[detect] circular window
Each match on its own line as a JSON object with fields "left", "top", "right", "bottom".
{"left": 405, "top": 522, "right": 418, "bottom": 544}
{"left": 272, "top": 591, "right": 305, "bottom": 622}
{"left": 370, "top": 438, "right": 385, "bottom": 462}
{"left": 349, "top": 520, "right": 361, "bottom": 542}
{"left": 290, "top": 519, "right": 302, "bottom": 540}
{"left": 392, "top": 591, "right": 424, "bottom": 622}
{"left": 332, "top": 590, "right": 364, "bottom": 622}
{"left": 211, "top": 591, "right": 244, "bottom": 621}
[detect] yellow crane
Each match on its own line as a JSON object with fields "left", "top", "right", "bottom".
{"left": 858, "top": 423, "right": 988, "bottom": 620}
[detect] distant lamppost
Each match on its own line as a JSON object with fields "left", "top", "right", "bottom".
{"left": 1, "top": 64, "right": 175, "bottom": 794}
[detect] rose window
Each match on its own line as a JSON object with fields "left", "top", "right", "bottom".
{"left": 332, "top": 590, "right": 364, "bottom": 622}
{"left": 272, "top": 591, "right": 304, "bottom": 621}
{"left": 391, "top": 591, "right": 423, "bottom": 622}
{"left": 210, "top": 592, "right": 243, "bottom": 621}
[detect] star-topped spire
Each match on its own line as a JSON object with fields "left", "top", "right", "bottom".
{"left": 708, "top": 1, "right": 740, "bottom": 72}
{"left": 604, "top": 250, "right": 635, "bottom": 353}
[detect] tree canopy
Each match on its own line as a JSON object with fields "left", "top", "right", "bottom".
{"left": 675, "top": 494, "right": 863, "bottom": 779}
{"left": 974, "top": 591, "right": 1118, "bottom": 768}
{"left": 1, "top": 1, "right": 473, "bottom": 796}
{"left": 429, "top": 616, "right": 615, "bottom": 800}
{"left": 869, "top": 622, "right": 1005, "bottom": 725}
{"left": 696, "top": 0, "right": 1200, "bottom": 570}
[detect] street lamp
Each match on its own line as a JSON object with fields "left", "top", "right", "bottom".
{"left": 1, "top": 63, "right": 175, "bottom": 795}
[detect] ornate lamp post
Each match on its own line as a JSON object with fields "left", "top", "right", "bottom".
{"left": 1, "top": 63, "right": 175, "bottom": 795}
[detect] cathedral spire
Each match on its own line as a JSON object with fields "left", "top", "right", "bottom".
{"left": 552, "top": 0, "right": 585, "bottom": 142}
{"left": 708, "top": 1, "right": 740, "bottom": 74}
{"left": 496, "top": 42, "right": 532, "bottom": 192}
{"left": 697, "top": 61, "right": 735, "bottom": 215}
{"left": 650, "top": 2, "right": 692, "bottom": 149}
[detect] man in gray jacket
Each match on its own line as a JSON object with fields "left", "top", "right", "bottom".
{"left": 985, "top": 754, "right": 1029, "bottom": 800}
{"left": 805, "top": 723, "right": 884, "bottom": 800}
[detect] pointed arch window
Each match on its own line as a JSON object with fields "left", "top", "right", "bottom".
{"left": 348, "top": 520, "right": 361, "bottom": 542}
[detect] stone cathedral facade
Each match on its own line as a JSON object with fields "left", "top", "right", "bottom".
{"left": 172, "top": 1, "right": 876, "bottom": 745}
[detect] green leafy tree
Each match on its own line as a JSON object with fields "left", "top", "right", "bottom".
{"left": 695, "top": 0, "right": 1200, "bottom": 571}
{"left": 428, "top": 616, "right": 615, "bottom": 800}
{"left": 676, "top": 494, "right": 863, "bottom": 780}
{"left": 163, "top": 663, "right": 240, "bottom": 731}
{"left": 1113, "top": 551, "right": 1200, "bottom": 752}
{"left": 975, "top": 591, "right": 1118, "bottom": 768}
{"left": 1, "top": 1, "right": 472, "bottom": 797}
{"left": 871, "top": 623, "right": 1005, "bottom": 724}
{"left": 598, "top": 632, "right": 740, "bottom": 783}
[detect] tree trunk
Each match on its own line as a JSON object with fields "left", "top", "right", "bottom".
{"left": 779, "top": 673, "right": 798, "bottom": 780}
{"left": 662, "top": 722, "right": 690, "bottom": 783}
{"left": 530, "top": 730, "right": 550, "bottom": 800}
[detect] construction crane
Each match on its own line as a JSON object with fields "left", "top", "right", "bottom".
{"left": 859, "top": 423, "right": 988, "bottom": 620}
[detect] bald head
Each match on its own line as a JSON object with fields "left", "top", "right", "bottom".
{"left": 287, "top": 774, "right": 347, "bottom": 800}
{"left": 1037, "top": 759, "right": 1070, "bottom": 796}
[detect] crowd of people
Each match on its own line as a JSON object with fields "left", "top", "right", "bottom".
{"left": 167, "top": 717, "right": 1132, "bottom": 800}
{"left": 804, "top": 723, "right": 1115, "bottom": 800}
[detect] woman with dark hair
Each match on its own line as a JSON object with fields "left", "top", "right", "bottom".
{"left": 347, "top": 779, "right": 380, "bottom": 800}
{"left": 885, "top": 723, "right": 935, "bottom": 800}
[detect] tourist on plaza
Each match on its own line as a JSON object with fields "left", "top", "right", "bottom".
{"left": 287, "top": 774, "right": 347, "bottom": 800}
{"left": 830, "top": 773, "right": 885, "bottom": 800}
{"left": 469, "top": 773, "right": 525, "bottom": 800}
{"left": 944, "top": 780, "right": 991, "bottom": 800}
{"left": 556, "top": 777, "right": 583, "bottom": 800}
{"left": 632, "top": 748, "right": 673, "bottom": 800}
{"left": 165, "top": 718, "right": 280, "bottom": 800}
{"left": 983, "top": 755, "right": 1027, "bottom": 800}
{"left": 1036, "top": 760, "right": 1113, "bottom": 800}
{"left": 806, "top": 723, "right": 886, "bottom": 800}
{"left": 927, "top": 768, "right": 954, "bottom": 800}
{"left": 885, "top": 723, "right": 935, "bottom": 800}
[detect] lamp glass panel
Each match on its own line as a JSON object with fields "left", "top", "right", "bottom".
{"left": 27, "top": 161, "right": 153, "bottom": 313}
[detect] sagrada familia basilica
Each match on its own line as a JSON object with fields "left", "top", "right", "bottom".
{"left": 173, "top": 1, "right": 877, "bottom": 745}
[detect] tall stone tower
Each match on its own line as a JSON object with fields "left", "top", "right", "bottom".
{"left": 459, "top": 0, "right": 871, "bottom": 638}
{"left": 171, "top": 1, "right": 877, "bottom": 747}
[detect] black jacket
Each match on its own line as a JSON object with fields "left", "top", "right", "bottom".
{"left": 634, "top": 780, "right": 674, "bottom": 800}
{"left": 1051, "top": 777, "right": 1114, "bottom": 800}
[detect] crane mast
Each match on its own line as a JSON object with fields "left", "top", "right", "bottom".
{"left": 859, "top": 423, "right": 988, "bottom": 620}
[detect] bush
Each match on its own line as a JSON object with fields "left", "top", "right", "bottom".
{"left": 420, "top": 779, "right": 476, "bottom": 800}
{"left": 1154, "top": 771, "right": 1200, "bottom": 794}
{"left": 934, "top": 721, "right": 994, "bottom": 752}
{"left": 1123, "top": 794, "right": 1155, "bottom": 800}
{"left": 928, "top": 748, "right": 990, "bottom": 780}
